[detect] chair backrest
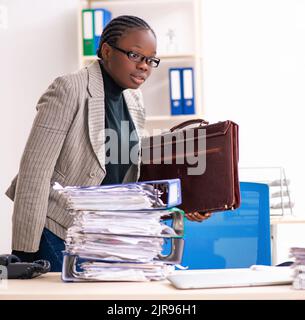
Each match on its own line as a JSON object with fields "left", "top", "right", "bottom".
{"left": 167, "top": 182, "right": 271, "bottom": 269}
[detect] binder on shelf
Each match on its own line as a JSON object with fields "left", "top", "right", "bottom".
{"left": 169, "top": 68, "right": 183, "bottom": 115}
{"left": 93, "top": 8, "right": 112, "bottom": 54}
{"left": 82, "top": 9, "right": 94, "bottom": 56}
{"left": 169, "top": 68, "right": 195, "bottom": 115}
{"left": 182, "top": 67, "right": 195, "bottom": 114}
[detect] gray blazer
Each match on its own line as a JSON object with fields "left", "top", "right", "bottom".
{"left": 6, "top": 60, "right": 146, "bottom": 252}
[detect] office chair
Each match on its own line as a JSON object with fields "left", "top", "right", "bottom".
{"left": 163, "top": 182, "right": 271, "bottom": 269}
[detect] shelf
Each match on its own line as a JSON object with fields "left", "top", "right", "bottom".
{"left": 146, "top": 115, "right": 199, "bottom": 122}
{"left": 82, "top": 55, "right": 96, "bottom": 60}
{"left": 270, "top": 216, "right": 305, "bottom": 225}
{"left": 79, "top": 0, "right": 203, "bottom": 130}
{"left": 85, "top": 0, "right": 194, "bottom": 6}
{"left": 81, "top": 0, "right": 199, "bottom": 58}
{"left": 159, "top": 54, "right": 203, "bottom": 60}
{"left": 81, "top": 54, "right": 202, "bottom": 61}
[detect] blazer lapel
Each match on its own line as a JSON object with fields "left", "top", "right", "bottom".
{"left": 123, "top": 90, "right": 145, "bottom": 181}
{"left": 87, "top": 60, "right": 106, "bottom": 172}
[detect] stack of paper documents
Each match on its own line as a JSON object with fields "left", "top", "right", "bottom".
{"left": 290, "top": 247, "right": 305, "bottom": 289}
{"left": 80, "top": 261, "right": 173, "bottom": 281}
{"left": 53, "top": 182, "right": 166, "bottom": 211}
{"left": 54, "top": 180, "right": 183, "bottom": 281}
{"left": 65, "top": 211, "right": 177, "bottom": 262}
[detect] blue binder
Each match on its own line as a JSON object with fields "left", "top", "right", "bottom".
{"left": 120, "top": 178, "right": 182, "bottom": 209}
{"left": 182, "top": 67, "right": 195, "bottom": 114}
{"left": 169, "top": 68, "right": 183, "bottom": 115}
{"left": 93, "top": 8, "right": 112, "bottom": 54}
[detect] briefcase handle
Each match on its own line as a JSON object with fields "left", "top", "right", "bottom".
{"left": 170, "top": 119, "right": 209, "bottom": 132}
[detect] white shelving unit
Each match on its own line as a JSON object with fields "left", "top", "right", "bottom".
{"left": 79, "top": 0, "right": 204, "bottom": 133}
{"left": 239, "top": 167, "right": 294, "bottom": 217}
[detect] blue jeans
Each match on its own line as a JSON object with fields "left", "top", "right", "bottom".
{"left": 36, "top": 228, "right": 65, "bottom": 272}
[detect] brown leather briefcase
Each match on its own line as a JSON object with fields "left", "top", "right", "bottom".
{"left": 139, "top": 119, "right": 240, "bottom": 214}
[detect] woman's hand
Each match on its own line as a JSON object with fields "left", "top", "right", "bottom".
{"left": 185, "top": 211, "right": 212, "bottom": 222}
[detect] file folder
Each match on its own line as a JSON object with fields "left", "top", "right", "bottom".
{"left": 61, "top": 208, "right": 185, "bottom": 282}
{"left": 57, "top": 178, "right": 185, "bottom": 282}
{"left": 54, "top": 178, "right": 182, "bottom": 210}
{"left": 169, "top": 68, "right": 183, "bottom": 115}
{"left": 93, "top": 8, "right": 112, "bottom": 54}
{"left": 144, "top": 178, "right": 182, "bottom": 209}
{"left": 82, "top": 9, "right": 95, "bottom": 56}
{"left": 61, "top": 208, "right": 184, "bottom": 282}
{"left": 62, "top": 237, "right": 184, "bottom": 282}
{"left": 182, "top": 68, "right": 195, "bottom": 114}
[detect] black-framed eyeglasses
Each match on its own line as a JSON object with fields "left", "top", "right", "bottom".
{"left": 110, "top": 45, "right": 160, "bottom": 68}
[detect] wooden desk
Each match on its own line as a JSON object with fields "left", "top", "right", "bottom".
{"left": 0, "top": 273, "right": 304, "bottom": 300}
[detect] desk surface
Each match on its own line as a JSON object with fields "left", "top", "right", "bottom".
{"left": 0, "top": 273, "right": 304, "bottom": 300}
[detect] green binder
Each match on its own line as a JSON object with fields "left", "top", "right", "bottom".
{"left": 82, "top": 9, "right": 95, "bottom": 56}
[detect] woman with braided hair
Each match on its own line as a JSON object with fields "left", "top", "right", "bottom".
{"left": 6, "top": 15, "right": 209, "bottom": 271}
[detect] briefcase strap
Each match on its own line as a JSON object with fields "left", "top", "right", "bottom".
{"left": 170, "top": 119, "right": 209, "bottom": 132}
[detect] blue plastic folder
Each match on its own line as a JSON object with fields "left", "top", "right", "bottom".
{"left": 116, "top": 178, "right": 182, "bottom": 209}
{"left": 169, "top": 68, "right": 183, "bottom": 115}
{"left": 93, "top": 8, "right": 112, "bottom": 54}
{"left": 169, "top": 68, "right": 195, "bottom": 115}
{"left": 181, "top": 67, "right": 195, "bottom": 114}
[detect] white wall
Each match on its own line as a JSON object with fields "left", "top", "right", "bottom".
{"left": 0, "top": 0, "right": 79, "bottom": 253}
{"left": 201, "top": 0, "right": 305, "bottom": 263}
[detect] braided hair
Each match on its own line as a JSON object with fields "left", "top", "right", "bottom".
{"left": 97, "top": 15, "right": 156, "bottom": 59}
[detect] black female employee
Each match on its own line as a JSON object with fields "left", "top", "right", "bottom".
{"left": 6, "top": 15, "right": 209, "bottom": 271}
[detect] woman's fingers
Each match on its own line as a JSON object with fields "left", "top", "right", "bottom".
{"left": 185, "top": 211, "right": 212, "bottom": 222}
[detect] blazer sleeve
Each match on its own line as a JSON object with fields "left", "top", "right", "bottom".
{"left": 12, "top": 76, "right": 78, "bottom": 252}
